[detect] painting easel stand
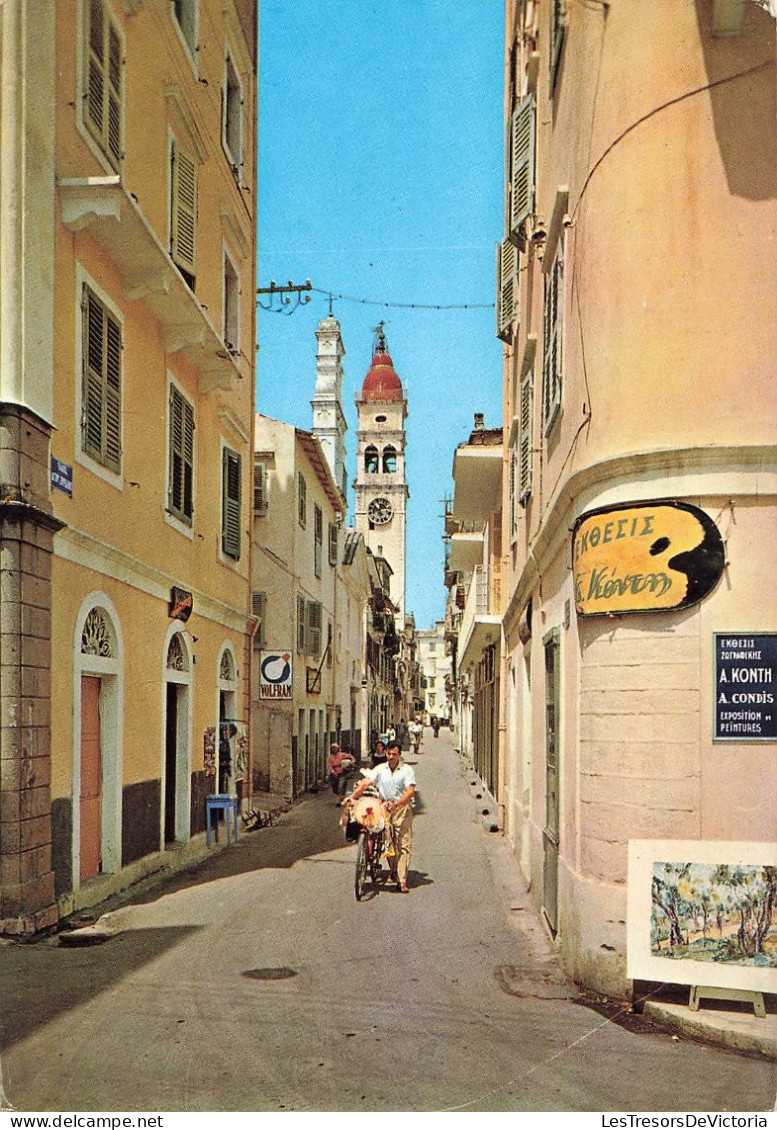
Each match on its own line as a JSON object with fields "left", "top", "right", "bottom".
{"left": 689, "top": 985, "right": 766, "bottom": 1018}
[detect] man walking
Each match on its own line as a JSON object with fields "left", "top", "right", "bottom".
{"left": 344, "top": 737, "right": 416, "bottom": 892}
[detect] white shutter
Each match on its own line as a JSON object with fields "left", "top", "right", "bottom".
{"left": 171, "top": 144, "right": 198, "bottom": 276}
{"left": 510, "top": 94, "right": 535, "bottom": 237}
{"left": 519, "top": 371, "right": 533, "bottom": 504}
{"left": 496, "top": 239, "right": 518, "bottom": 343}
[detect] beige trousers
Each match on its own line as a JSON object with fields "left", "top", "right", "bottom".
{"left": 386, "top": 803, "right": 413, "bottom": 885}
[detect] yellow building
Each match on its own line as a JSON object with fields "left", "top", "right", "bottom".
{"left": 0, "top": 0, "right": 257, "bottom": 930}
{"left": 496, "top": 0, "right": 777, "bottom": 994}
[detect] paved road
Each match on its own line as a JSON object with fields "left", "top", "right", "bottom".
{"left": 1, "top": 729, "right": 775, "bottom": 1112}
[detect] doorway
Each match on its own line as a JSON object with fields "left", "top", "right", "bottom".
{"left": 80, "top": 675, "right": 102, "bottom": 883}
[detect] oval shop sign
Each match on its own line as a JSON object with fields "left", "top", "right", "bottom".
{"left": 572, "top": 500, "right": 725, "bottom": 617}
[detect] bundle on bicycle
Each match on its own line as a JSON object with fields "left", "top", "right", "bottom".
{"left": 341, "top": 785, "right": 390, "bottom": 900}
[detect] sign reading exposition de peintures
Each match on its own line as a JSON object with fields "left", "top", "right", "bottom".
{"left": 714, "top": 633, "right": 777, "bottom": 741}
{"left": 572, "top": 500, "right": 725, "bottom": 617}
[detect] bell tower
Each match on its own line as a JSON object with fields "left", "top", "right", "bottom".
{"left": 354, "top": 324, "right": 409, "bottom": 621}
{"left": 311, "top": 312, "right": 348, "bottom": 505}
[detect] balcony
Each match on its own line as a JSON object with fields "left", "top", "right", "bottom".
{"left": 451, "top": 442, "right": 502, "bottom": 525}
{"left": 458, "top": 565, "right": 501, "bottom": 671}
{"left": 448, "top": 527, "right": 485, "bottom": 574}
{"left": 59, "top": 177, "right": 244, "bottom": 394}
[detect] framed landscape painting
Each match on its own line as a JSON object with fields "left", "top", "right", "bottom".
{"left": 627, "top": 840, "right": 777, "bottom": 993}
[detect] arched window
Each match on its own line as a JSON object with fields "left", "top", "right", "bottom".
{"left": 364, "top": 445, "right": 379, "bottom": 474}
{"left": 382, "top": 445, "right": 397, "bottom": 473}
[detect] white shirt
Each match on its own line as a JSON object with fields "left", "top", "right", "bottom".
{"left": 365, "top": 760, "right": 416, "bottom": 803}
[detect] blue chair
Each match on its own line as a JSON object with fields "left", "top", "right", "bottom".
{"left": 205, "top": 794, "right": 239, "bottom": 847}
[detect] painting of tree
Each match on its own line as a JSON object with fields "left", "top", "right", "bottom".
{"left": 651, "top": 861, "right": 777, "bottom": 967}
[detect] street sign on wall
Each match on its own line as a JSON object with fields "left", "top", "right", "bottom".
{"left": 259, "top": 651, "right": 292, "bottom": 700}
{"left": 714, "top": 633, "right": 777, "bottom": 741}
{"left": 572, "top": 500, "right": 724, "bottom": 617}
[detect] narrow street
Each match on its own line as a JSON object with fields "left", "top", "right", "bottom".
{"left": 1, "top": 729, "right": 774, "bottom": 1113}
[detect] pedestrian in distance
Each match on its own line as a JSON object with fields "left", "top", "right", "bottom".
{"left": 327, "top": 743, "right": 355, "bottom": 798}
{"left": 345, "top": 737, "right": 416, "bottom": 892}
{"left": 371, "top": 738, "right": 387, "bottom": 767}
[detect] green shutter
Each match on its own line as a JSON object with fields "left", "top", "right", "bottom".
{"left": 82, "top": 285, "right": 121, "bottom": 472}
{"left": 222, "top": 448, "right": 241, "bottom": 559}
{"left": 510, "top": 94, "right": 535, "bottom": 235}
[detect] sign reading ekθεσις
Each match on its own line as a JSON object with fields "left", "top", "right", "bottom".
{"left": 572, "top": 500, "right": 724, "bottom": 617}
{"left": 715, "top": 633, "right": 776, "bottom": 742}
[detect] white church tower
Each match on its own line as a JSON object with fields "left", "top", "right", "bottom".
{"left": 311, "top": 312, "right": 348, "bottom": 505}
{"left": 354, "top": 324, "right": 409, "bottom": 621}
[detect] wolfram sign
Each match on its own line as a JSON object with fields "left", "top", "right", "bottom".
{"left": 259, "top": 651, "right": 293, "bottom": 699}
{"left": 572, "top": 500, "right": 725, "bottom": 617}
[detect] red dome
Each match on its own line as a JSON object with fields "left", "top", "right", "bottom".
{"left": 361, "top": 351, "right": 403, "bottom": 401}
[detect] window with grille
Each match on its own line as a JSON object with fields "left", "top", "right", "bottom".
{"left": 84, "top": 0, "right": 123, "bottom": 171}
{"left": 298, "top": 472, "right": 307, "bottom": 527}
{"left": 171, "top": 141, "right": 197, "bottom": 285}
{"left": 81, "top": 284, "right": 122, "bottom": 473}
{"left": 314, "top": 505, "right": 323, "bottom": 577}
{"left": 296, "top": 595, "right": 306, "bottom": 653}
{"left": 328, "top": 522, "right": 338, "bottom": 566}
{"left": 253, "top": 460, "right": 268, "bottom": 516}
{"left": 223, "top": 49, "right": 242, "bottom": 176}
{"left": 542, "top": 240, "right": 564, "bottom": 433}
{"left": 221, "top": 447, "right": 241, "bottom": 560}
{"left": 168, "top": 385, "right": 194, "bottom": 525}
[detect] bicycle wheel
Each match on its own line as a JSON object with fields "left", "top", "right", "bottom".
{"left": 368, "top": 833, "right": 382, "bottom": 883}
{"left": 355, "top": 831, "right": 368, "bottom": 900}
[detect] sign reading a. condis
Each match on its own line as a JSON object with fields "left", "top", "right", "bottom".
{"left": 572, "top": 500, "right": 725, "bottom": 617}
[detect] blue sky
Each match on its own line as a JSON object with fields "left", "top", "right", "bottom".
{"left": 257, "top": 1, "right": 504, "bottom": 629}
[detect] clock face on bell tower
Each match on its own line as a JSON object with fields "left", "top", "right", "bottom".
{"left": 354, "top": 325, "right": 408, "bottom": 621}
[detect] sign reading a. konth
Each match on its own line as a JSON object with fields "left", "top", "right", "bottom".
{"left": 572, "top": 499, "right": 724, "bottom": 617}
{"left": 714, "top": 633, "right": 777, "bottom": 742}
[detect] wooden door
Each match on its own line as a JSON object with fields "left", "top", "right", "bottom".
{"left": 80, "top": 676, "right": 102, "bottom": 883}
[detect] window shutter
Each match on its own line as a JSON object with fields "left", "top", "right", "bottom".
{"left": 307, "top": 600, "right": 322, "bottom": 657}
{"left": 297, "top": 594, "right": 307, "bottom": 653}
{"left": 519, "top": 371, "right": 533, "bottom": 503}
{"left": 496, "top": 239, "right": 517, "bottom": 343}
{"left": 82, "top": 285, "right": 121, "bottom": 472}
{"left": 171, "top": 144, "right": 197, "bottom": 276}
{"left": 298, "top": 473, "right": 307, "bottom": 527}
{"left": 221, "top": 448, "right": 241, "bottom": 559}
{"left": 551, "top": 0, "right": 567, "bottom": 91}
{"left": 314, "top": 505, "right": 323, "bottom": 577}
{"left": 253, "top": 460, "right": 268, "bottom": 515}
{"left": 169, "top": 387, "right": 194, "bottom": 523}
{"left": 104, "top": 314, "right": 122, "bottom": 471}
{"left": 107, "top": 23, "right": 122, "bottom": 167}
{"left": 543, "top": 244, "right": 564, "bottom": 429}
{"left": 86, "top": 0, "right": 105, "bottom": 140}
{"left": 85, "top": 0, "right": 122, "bottom": 171}
{"left": 252, "top": 590, "right": 266, "bottom": 648}
{"left": 328, "top": 522, "right": 338, "bottom": 566}
{"left": 510, "top": 93, "right": 535, "bottom": 237}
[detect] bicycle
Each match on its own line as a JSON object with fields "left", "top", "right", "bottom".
{"left": 344, "top": 787, "right": 388, "bottom": 901}
{"left": 354, "top": 823, "right": 386, "bottom": 900}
